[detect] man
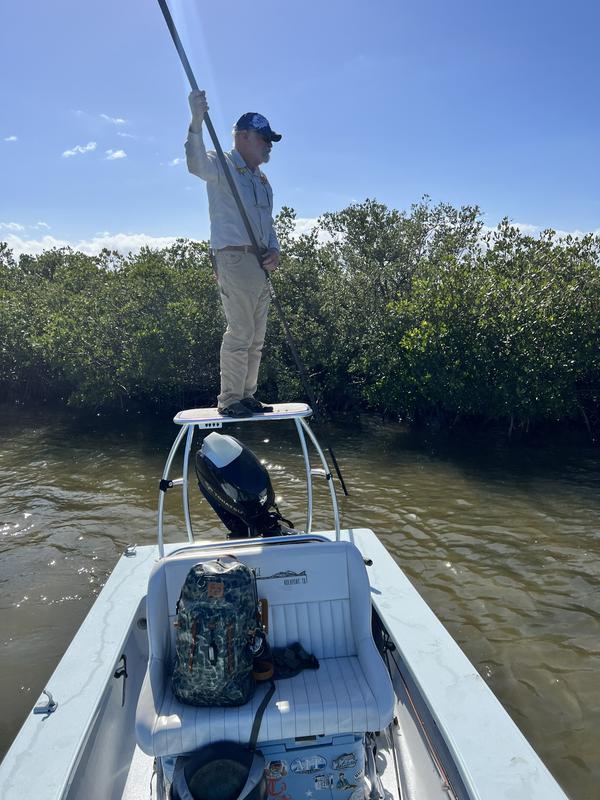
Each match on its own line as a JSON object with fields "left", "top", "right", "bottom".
{"left": 186, "top": 89, "right": 282, "bottom": 417}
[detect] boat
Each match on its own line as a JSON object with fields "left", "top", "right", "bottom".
{"left": 0, "top": 403, "right": 570, "bottom": 799}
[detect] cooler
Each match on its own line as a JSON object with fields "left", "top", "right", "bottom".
{"left": 261, "top": 733, "right": 366, "bottom": 800}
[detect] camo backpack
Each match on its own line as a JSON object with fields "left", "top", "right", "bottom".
{"left": 172, "top": 556, "right": 263, "bottom": 707}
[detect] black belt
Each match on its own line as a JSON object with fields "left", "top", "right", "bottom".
{"left": 216, "top": 245, "right": 260, "bottom": 255}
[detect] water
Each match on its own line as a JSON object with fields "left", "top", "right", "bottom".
{"left": 1, "top": 405, "right": 599, "bottom": 799}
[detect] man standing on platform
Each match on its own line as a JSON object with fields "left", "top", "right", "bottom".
{"left": 186, "top": 89, "right": 281, "bottom": 417}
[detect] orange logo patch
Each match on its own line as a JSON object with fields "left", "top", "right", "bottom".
{"left": 207, "top": 581, "right": 224, "bottom": 598}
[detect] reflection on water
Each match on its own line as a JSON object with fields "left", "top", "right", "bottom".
{"left": 1, "top": 405, "right": 599, "bottom": 798}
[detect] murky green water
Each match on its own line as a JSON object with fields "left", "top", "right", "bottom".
{"left": 1, "top": 405, "right": 598, "bottom": 798}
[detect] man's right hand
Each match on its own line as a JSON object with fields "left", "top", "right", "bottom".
{"left": 189, "top": 90, "right": 209, "bottom": 133}
{"left": 262, "top": 249, "right": 280, "bottom": 273}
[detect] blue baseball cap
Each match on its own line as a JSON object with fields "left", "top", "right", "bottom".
{"left": 234, "top": 112, "right": 282, "bottom": 142}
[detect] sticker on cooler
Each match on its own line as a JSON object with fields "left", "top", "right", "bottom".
{"left": 314, "top": 773, "right": 334, "bottom": 790}
{"left": 335, "top": 771, "right": 358, "bottom": 791}
{"left": 265, "top": 770, "right": 291, "bottom": 800}
{"left": 265, "top": 759, "right": 291, "bottom": 799}
{"left": 266, "top": 760, "right": 288, "bottom": 779}
{"left": 332, "top": 752, "right": 358, "bottom": 771}
{"left": 290, "top": 755, "right": 327, "bottom": 774}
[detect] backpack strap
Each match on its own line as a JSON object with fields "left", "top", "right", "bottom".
{"left": 248, "top": 680, "right": 275, "bottom": 753}
{"left": 236, "top": 750, "right": 267, "bottom": 800}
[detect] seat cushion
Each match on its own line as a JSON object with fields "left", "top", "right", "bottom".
{"left": 135, "top": 540, "right": 395, "bottom": 757}
{"left": 136, "top": 655, "right": 388, "bottom": 757}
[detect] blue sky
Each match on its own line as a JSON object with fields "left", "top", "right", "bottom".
{"left": 1, "top": 0, "right": 599, "bottom": 256}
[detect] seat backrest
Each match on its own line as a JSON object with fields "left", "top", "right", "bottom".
{"left": 145, "top": 540, "right": 372, "bottom": 667}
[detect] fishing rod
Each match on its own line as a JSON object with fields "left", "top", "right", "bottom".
{"left": 156, "top": 0, "right": 349, "bottom": 496}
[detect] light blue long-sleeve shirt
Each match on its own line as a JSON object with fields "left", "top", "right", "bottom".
{"left": 185, "top": 130, "right": 279, "bottom": 252}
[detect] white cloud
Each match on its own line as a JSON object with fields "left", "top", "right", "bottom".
{"left": 166, "top": 157, "right": 183, "bottom": 166}
{"left": 293, "top": 217, "right": 318, "bottom": 236}
{"left": 552, "top": 227, "right": 600, "bottom": 238}
{"left": 4, "top": 222, "right": 596, "bottom": 263}
{"left": 4, "top": 135, "right": 18, "bottom": 142}
{"left": 1, "top": 221, "right": 52, "bottom": 232}
{"left": 0, "top": 222, "right": 25, "bottom": 231}
{"left": 292, "top": 217, "right": 333, "bottom": 244}
{"left": 101, "top": 113, "right": 127, "bottom": 125}
{"left": 513, "top": 222, "right": 539, "bottom": 235}
{"left": 117, "top": 131, "right": 137, "bottom": 139}
{"left": 481, "top": 222, "right": 538, "bottom": 238}
{"left": 62, "top": 141, "right": 97, "bottom": 158}
{"left": 483, "top": 221, "right": 600, "bottom": 240}
{"left": 296, "top": 217, "right": 600, "bottom": 248}
{"left": 105, "top": 149, "right": 127, "bottom": 160}
{"left": 1, "top": 231, "right": 188, "bottom": 258}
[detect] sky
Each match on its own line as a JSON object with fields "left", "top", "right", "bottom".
{"left": 1, "top": 0, "right": 599, "bottom": 257}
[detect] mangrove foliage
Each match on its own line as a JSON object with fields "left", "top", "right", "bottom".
{"left": 1, "top": 199, "right": 599, "bottom": 433}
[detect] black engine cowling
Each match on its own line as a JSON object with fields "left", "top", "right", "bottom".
{"left": 195, "top": 432, "right": 292, "bottom": 538}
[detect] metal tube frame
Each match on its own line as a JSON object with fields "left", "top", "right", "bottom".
{"left": 157, "top": 425, "right": 187, "bottom": 557}
{"left": 298, "top": 417, "right": 341, "bottom": 537}
{"left": 157, "top": 416, "right": 340, "bottom": 558}
{"left": 181, "top": 425, "right": 195, "bottom": 544}
{"left": 294, "top": 418, "right": 313, "bottom": 534}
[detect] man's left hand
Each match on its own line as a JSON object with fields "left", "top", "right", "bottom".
{"left": 262, "top": 249, "right": 280, "bottom": 272}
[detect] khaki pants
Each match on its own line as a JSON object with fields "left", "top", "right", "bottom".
{"left": 215, "top": 250, "right": 271, "bottom": 409}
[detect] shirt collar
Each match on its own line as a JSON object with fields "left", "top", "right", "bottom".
{"left": 231, "top": 148, "right": 258, "bottom": 174}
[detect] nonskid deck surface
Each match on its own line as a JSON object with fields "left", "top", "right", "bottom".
{"left": 121, "top": 746, "right": 155, "bottom": 800}
{"left": 174, "top": 402, "right": 312, "bottom": 427}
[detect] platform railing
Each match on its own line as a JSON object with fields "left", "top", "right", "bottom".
{"left": 156, "top": 404, "right": 340, "bottom": 557}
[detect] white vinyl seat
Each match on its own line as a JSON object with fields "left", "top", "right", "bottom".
{"left": 136, "top": 539, "right": 395, "bottom": 757}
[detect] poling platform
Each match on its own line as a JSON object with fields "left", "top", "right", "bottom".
{"left": 160, "top": 403, "right": 340, "bottom": 556}
{"left": 174, "top": 402, "right": 312, "bottom": 429}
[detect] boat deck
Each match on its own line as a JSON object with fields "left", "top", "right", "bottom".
{"left": 122, "top": 746, "right": 155, "bottom": 800}
{"left": 0, "top": 530, "right": 568, "bottom": 800}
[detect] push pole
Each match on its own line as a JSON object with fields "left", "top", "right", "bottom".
{"left": 156, "top": 0, "right": 349, "bottom": 496}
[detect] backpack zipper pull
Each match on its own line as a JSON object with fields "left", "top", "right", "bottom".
{"left": 208, "top": 623, "right": 218, "bottom": 665}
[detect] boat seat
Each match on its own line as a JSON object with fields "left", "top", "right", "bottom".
{"left": 135, "top": 539, "right": 394, "bottom": 757}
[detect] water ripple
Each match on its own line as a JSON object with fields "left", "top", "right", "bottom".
{"left": 0, "top": 408, "right": 599, "bottom": 798}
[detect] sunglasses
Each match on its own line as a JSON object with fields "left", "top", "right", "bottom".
{"left": 256, "top": 132, "right": 271, "bottom": 144}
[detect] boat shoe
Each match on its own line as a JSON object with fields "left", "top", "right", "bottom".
{"left": 241, "top": 397, "right": 274, "bottom": 413}
{"left": 217, "top": 401, "right": 255, "bottom": 418}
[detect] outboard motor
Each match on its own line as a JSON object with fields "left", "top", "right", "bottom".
{"left": 195, "top": 432, "right": 294, "bottom": 538}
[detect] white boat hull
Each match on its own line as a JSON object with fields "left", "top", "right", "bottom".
{"left": 0, "top": 529, "right": 568, "bottom": 800}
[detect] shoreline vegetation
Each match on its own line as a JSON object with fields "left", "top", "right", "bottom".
{"left": 1, "top": 199, "right": 599, "bottom": 438}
